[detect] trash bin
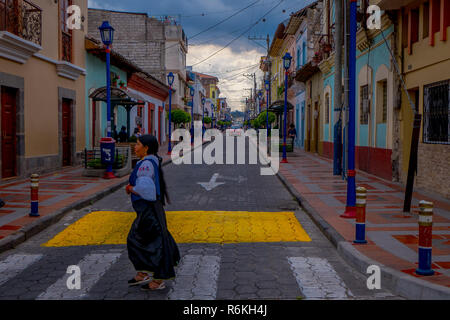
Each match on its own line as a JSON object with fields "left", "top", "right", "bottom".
{"left": 100, "top": 137, "right": 116, "bottom": 165}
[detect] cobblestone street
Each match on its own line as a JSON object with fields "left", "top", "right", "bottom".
{"left": 0, "top": 139, "right": 401, "bottom": 300}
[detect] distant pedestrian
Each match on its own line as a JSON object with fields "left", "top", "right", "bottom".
{"left": 118, "top": 126, "right": 128, "bottom": 143}
{"left": 288, "top": 124, "right": 297, "bottom": 149}
{"left": 125, "top": 135, "right": 180, "bottom": 291}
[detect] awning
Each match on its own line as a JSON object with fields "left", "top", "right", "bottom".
{"left": 268, "top": 100, "right": 294, "bottom": 114}
{"left": 89, "top": 87, "right": 145, "bottom": 106}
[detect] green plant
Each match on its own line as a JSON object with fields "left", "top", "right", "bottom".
{"left": 129, "top": 135, "right": 138, "bottom": 143}
{"left": 169, "top": 109, "right": 191, "bottom": 125}
{"left": 257, "top": 111, "right": 276, "bottom": 126}
{"left": 277, "top": 85, "right": 285, "bottom": 97}
{"left": 204, "top": 116, "right": 212, "bottom": 124}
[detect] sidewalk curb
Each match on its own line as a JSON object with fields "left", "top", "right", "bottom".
{"left": 276, "top": 169, "right": 450, "bottom": 300}
{"left": 0, "top": 156, "right": 174, "bottom": 255}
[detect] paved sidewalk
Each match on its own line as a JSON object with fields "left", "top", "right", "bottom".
{"left": 277, "top": 148, "right": 450, "bottom": 299}
{"left": 0, "top": 142, "right": 174, "bottom": 251}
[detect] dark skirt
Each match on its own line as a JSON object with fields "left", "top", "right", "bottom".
{"left": 127, "top": 199, "right": 180, "bottom": 280}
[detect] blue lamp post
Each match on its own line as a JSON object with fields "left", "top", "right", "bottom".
{"left": 211, "top": 103, "right": 214, "bottom": 128}
{"left": 190, "top": 86, "right": 195, "bottom": 145}
{"left": 341, "top": 0, "right": 357, "bottom": 218}
{"left": 167, "top": 72, "right": 174, "bottom": 155}
{"left": 258, "top": 90, "right": 263, "bottom": 114}
{"left": 99, "top": 21, "right": 115, "bottom": 179}
{"left": 202, "top": 97, "right": 206, "bottom": 135}
{"left": 281, "top": 52, "right": 292, "bottom": 164}
{"left": 265, "top": 80, "right": 270, "bottom": 136}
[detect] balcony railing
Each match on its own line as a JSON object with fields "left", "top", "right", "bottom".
{"left": 61, "top": 30, "right": 72, "bottom": 62}
{"left": 0, "top": 0, "right": 42, "bottom": 46}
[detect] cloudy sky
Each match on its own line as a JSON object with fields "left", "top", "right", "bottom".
{"left": 88, "top": 0, "right": 315, "bottom": 111}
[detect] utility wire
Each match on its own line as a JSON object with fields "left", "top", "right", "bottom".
{"left": 191, "top": 0, "right": 284, "bottom": 67}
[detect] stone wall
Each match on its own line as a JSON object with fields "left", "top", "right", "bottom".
{"left": 88, "top": 9, "right": 165, "bottom": 82}
{"left": 415, "top": 143, "right": 450, "bottom": 199}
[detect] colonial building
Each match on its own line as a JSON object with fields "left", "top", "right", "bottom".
{"left": 377, "top": 0, "right": 450, "bottom": 198}
{"left": 85, "top": 36, "right": 170, "bottom": 148}
{"left": 0, "top": 0, "right": 87, "bottom": 179}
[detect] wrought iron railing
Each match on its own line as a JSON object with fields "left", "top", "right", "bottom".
{"left": 84, "top": 147, "right": 130, "bottom": 169}
{"left": 0, "top": 0, "right": 42, "bottom": 46}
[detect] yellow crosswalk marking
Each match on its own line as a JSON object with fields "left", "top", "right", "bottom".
{"left": 42, "top": 211, "right": 311, "bottom": 247}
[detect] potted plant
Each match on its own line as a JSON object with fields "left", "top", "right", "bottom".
{"left": 112, "top": 74, "right": 120, "bottom": 87}
{"left": 119, "top": 80, "right": 126, "bottom": 89}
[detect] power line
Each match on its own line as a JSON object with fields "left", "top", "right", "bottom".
{"left": 191, "top": 0, "right": 284, "bottom": 67}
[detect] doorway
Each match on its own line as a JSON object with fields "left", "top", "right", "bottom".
{"left": 314, "top": 102, "right": 319, "bottom": 153}
{"left": 1, "top": 86, "right": 17, "bottom": 178}
{"left": 62, "top": 98, "right": 72, "bottom": 167}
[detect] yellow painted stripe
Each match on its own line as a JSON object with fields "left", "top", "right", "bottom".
{"left": 42, "top": 210, "right": 311, "bottom": 247}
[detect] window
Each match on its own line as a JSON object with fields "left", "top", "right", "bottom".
{"left": 212, "top": 91, "right": 215, "bottom": 99}
{"left": 60, "top": 0, "right": 73, "bottom": 62}
{"left": 297, "top": 48, "right": 300, "bottom": 68}
{"left": 376, "top": 80, "right": 387, "bottom": 123}
{"left": 302, "top": 41, "right": 306, "bottom": 65}
{"left": 360, "top": 85, "right": 370, "bottom": 124}
{"left": 423, "top": 80, "right": 450, "bottom": 144}
{"left": 325, "top": 93, "right": 330, "bottom": 124}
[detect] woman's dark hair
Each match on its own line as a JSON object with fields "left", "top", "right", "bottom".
{"left": 138, "top": 135, "right": 170, "bottom": 205}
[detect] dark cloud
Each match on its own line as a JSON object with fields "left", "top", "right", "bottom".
{"left": 89, "top": 0, "right": 316, "bottom": 53}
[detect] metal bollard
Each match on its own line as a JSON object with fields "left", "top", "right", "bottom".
{"left": 353, "top": 186, "right": 367, "bottom": 244}
{"left": 29, "top": 174, "right": 40, "bottom": 217}
{"left": 416, "top": 200, "right": 434, "bottom": 276}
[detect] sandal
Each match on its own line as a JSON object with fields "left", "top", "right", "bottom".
{"left": 128, "top": 273, "right": 151, "bottom": 286}
{"left": 141, "top": 280, "right": 166, "bottom": 291}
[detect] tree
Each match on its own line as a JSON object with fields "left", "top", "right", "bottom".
{"left": 168, "top": 109, "right": 191, "bottom": 128}
{"left": 204, "top": 116, "right": 212, "bottom": 124}
{"left": 257, "top": 111, "right": 276, "bottom": 127}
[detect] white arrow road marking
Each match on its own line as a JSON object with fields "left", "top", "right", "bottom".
{"left": 198, "top": 173, "right": 225, "bottom": 191}
{"left": 217, "top": 175, "right": 247, "bottom": 184}
{"left": 0, "top": 254, "right": 43, "bottom": 287}
{"left": 288, "top": 257, "right": 354, "bottom": 300}
{"left": 168, "top": 255, "right": 221, "bottom": 300}
{"left": 36, "top": 252, "right": 122, "bottom": 300}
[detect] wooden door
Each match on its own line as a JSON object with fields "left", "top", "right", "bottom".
{"left": 1, "top": 87, "right": 17, "bottom": 178}
{"left": 62, "top": 99, "right": 72, "bottom": 166}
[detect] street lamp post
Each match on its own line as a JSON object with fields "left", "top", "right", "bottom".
{"left": 281, "top": 52, "right": 292, "bottom": 164}
{"left": 265, "top": 80, "right": 270, "bottom": 136}
{"left": 99, "top": 21, "right": 115, "bottom": 179}
{"left": 167, "top": 72, "right": 174, "bottom": 155}
{"left": 211, "top": 103, "right": 214, "bottom": 128}
{"left": 258, "top": 90, "right": 263, "bottom": 114}
{"left": 341, "top": 0, "right": 357, "bottom": 218}
{"left": 202, "top": 97, "right": 205, "bottom": 135}
{"left": 190, "top": 86, "right": 195, "bottom": 145}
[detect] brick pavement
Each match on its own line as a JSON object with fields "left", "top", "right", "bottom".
{"left": 278, "top": 148, "right": 450, "bottom": 291}
{"left": 0, "top": 142, "right": 173, "bottom": 243}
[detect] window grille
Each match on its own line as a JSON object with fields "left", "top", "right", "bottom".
{"left": 360, "top": 85, "right": 369, "bottom": 124}
{"left": 423, "top": 80, "right": 450, "bottom": 144}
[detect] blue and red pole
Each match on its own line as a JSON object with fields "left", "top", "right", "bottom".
{"left": 354, "top": 187, "right": 367, "bottom": 244}
{"left": 416, "top": 200, "right": 435, "bottom": 276}
{"left": 341, "top": 0, "right": 357, "bottom": 218}
{"left": 29, "top": 174, "right": 39, "bottom": 217}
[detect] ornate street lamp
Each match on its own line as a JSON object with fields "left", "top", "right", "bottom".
{"left": 99, "top": 21, "right": 115, "bottom": 179}
{"left": 167, "top": 72, "right": 174, "bottom": 155}
{"left": 281, "top": 52, "right": 292, "bottom": 163}
{"left": 190, "top": 86, "right": 195, "bottom": 145}
{"left": 258, "top": 90, "right": 263, "bottom": 114}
